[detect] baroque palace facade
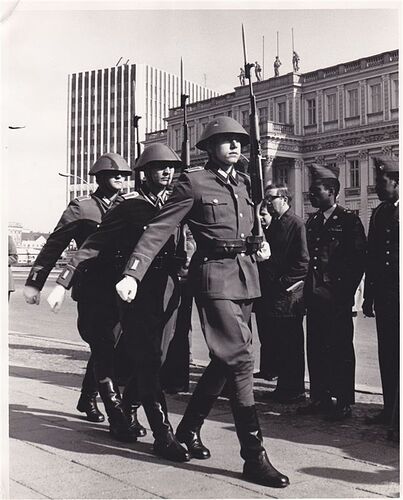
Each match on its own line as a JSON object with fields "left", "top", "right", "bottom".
{"left": 145, "top": 49, "right": 399, "bottom": 230}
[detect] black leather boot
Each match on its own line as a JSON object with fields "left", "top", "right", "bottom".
{"left": 232, "top": 404, "right": 290, "bottom": 488}
{"left": 122, "top": 379, "right": 147, "bottom": 438}
{"left": 124, "top": 403, "right": 147, "bottom": 438}
{"left": 143, "top": 397, "right": 190, "bottom": 462}
{"left": 98, "top": 380, "right": 137, "bottom": 443}
{"left": 76, "top": 392, "right": 105, "bottom": 422}
{"left": 176, "top": 393, "right": 216, "bottom": 459}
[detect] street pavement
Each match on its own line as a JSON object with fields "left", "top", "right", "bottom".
{"left": 7, "top": 273, "right": 400, "bottom": 499}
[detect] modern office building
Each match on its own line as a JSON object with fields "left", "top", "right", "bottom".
{"left": 66, "top": 63, "right": 218, "bottom": 201}
{"left": 146, "top": 49, "right": 399, "bottom": 230}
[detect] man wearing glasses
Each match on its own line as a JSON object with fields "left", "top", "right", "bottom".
{"left": 255, "top": 184, "right": 309, "bottom": 404}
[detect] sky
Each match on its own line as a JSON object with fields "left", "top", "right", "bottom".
{"left": 1, "top": 0, "right": 400, "bottom": 232}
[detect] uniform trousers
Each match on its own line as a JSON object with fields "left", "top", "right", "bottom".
{"left": 118, "top": 271, "right": 180, "bottom": 402}
{"left": 160, "top": 280, "right": 192, "bottom": 392}
{"left": 77, "top": 299, "right": 119, "bottom": 384}
{"left": 194, "top": 297, "right": 255, "bottom": 407}
{"left": 306, "top": 301, "right": 355, "bottom": 405}
{"left": 254, "top": 302, "right": 279, "bottom": 379}
{"left": 374, "top": 288, "right": 399, "bottom": 415}
{"left": 257, "top": 314, "right": 305, "bottom": 395}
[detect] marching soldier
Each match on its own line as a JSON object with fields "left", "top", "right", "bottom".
{"left": 116, "top": 117, "right": 290, "bottom": 488}
{"left": 8, "top": 235, "right": 18, "bottom": 300}
{"left": 363, "top": 155, "right": 399, "bottom": 431}
{"left": 23, "top": 153, "right": 133, "bottom": 425}
{"left": 47, "top": 144, "right": 191, "bottom": 461}
{"left": 298, "top": 163, "right": 366, "bottom": 420}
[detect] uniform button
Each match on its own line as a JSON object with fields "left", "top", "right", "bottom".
{"left": 313, "top": 266, "right": 318, "bottom": 270}
{"left": 203, "top": 257, "right": 208, "bottom": 262}
{"left": 234, "top": 194, "right": 239, "bottom": 199}
{"left": 386, "top": 240, "right": 390, "bottom": 244}
{"left": 239, "top": 213, "right": 243, "bottom": 217}
{"left": 314, "top": 247, "right": 319, "bottom": 251}
{"left": 213, "top": 199, "right": 218, "bottom": 204}
{"left": 386, "top": 262, "right": 390, "bottom": 266}
{"left": 143, "top": 225, "right": 148, "bottom": 230}
{"left": 96, "top": 224, "right": 100, "bottom": 228}
{"left": 386, "top": 229, "right": 391, "bottom": 233}
{"left": 313, "top": 256, "right": 318, "bottom": 260}
{"left": 240, "top": 252, "right": 245, "bottom": 257}
{"left": 386, "top": 251, "right": 390, "bottom": 255}
{"left": 316, "top": 237, "right": 320, "bottom": 241}
{"left": 240, "top": 233, "right": 245, "bottom": 238}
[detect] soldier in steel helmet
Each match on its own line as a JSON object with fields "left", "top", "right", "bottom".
{"left": 23, "top": 153, "right": 137, "bottom": 428}
{"left": 115, "top": 116, "right": 290, "bottom": 488}
{"left": 48, "top": 144, "right": 191, "bottom": 462}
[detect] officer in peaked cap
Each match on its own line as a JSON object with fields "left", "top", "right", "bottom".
{"left": 47, "top": 144, "right": 193, "bottom": 461}
{"left": 363, "top": 154, "right": 399, "bottom": 434}
{"left": 115, "top": 116, "right": 290, "bottom": 489}
{"left": 298, "top": 162, "right": 367, "bottom": 420}
{"left": 24, "top": 152, "right": 135, "bottom": 426}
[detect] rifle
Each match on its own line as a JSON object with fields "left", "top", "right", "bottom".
{"left": 132, "top": 114, "right": 142, "bottom": 189}
{"left": 176, "top": 58, "right": 191, "bottom": 272}
{"left": 180, "top": 57, "right": 190, "bottom": 168}
{"left": 241, "top": 24, "right": 264, "bottom": 251}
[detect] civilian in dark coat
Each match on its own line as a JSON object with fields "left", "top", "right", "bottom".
{"left": 363, "top": 155, "right": 399, "bottom": 434}
{"left": 298, "top": 163, "right": 366, "bottom": 421}
{"left": 255, "top": 184, "right": 309, "bottom": 403}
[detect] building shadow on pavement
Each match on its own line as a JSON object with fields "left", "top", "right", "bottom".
{"left": 9, "top": 402, "right": 243, "bottom": 482}
{"left": 9, "top": 343, "right": 90, "bottom": 362}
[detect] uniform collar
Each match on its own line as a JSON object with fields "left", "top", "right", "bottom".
{"left": 140, "top": 185, "right": 169, "bottom": 207}
{"left": 321, "top": 203, "right": 337, "bottom": 221}
{"left": 207, "top": 160, "right": 239, "bottom": 186}
{"left": 92, "top": 188, "right": 120, "bottom": 207}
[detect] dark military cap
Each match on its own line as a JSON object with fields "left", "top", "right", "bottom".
{"left": 89, "top": 152, "right": 132, "bottom": 176}
{"left": 308, "top": 162, "right": 340, "bottom": 180}
{"left": 373, "top": 155, "right": 399, "bottom": 175}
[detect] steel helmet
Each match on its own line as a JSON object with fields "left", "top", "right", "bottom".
{"left": 196, "top": 116, "right": 250, "bottom": 151}
{"left": 134, "top": 143, "right": 182, "bottom": 170}
{"left": 89, "top": 152, "right": 132, "bottom": 176}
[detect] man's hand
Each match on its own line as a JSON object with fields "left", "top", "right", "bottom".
{"left": 47, "top": 284, "right": 66, "bottom": 313}
{"left": 362, "top": 299, "right": 375, "bottom": 318}
{"left": 116, "top": 276, "right": 138, "bottom": 303}
{"left": 23, "top": 285, "right": 41, "bottom": 305}
{"left": 256, "top": 241, "right": 271, "bottom": 262}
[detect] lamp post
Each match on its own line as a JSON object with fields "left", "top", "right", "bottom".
{"left": 58, "top": 172, "right": 93, "bottom": 205}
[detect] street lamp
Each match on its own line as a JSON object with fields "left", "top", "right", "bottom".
{"left": 58, "top": 172, "right": 91, "bottom": 187}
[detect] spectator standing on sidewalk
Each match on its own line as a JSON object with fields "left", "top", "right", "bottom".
{"left": 255, "top": 184, "right": 309, "bottom": 404}
{"left": 8, "top": 235, "right": 18, "bottom": 300}
{"left": 23, "top": 153, "right": 133, "bottom": 426}
{"left": 363, "top": 154, "right": 399, "bottom": 436}
{"left": 298, "top": 163, "right": 366, "bottom": 421}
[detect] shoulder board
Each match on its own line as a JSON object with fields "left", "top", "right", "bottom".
{"left": 184, "top": 166, "right": 204, "bottom": 173}
{"left": 75, "top": 195, "right": 92, "bottom": 202}
{"left": 122, "top": 191, "right": 139, "bottom": 200}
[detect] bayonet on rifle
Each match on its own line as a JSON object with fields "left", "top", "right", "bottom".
{"left": 180, "top": 57, "right": 190, "bottom": 168}
{"left": 242, "top": 24, "right": 264, "bottom": 249}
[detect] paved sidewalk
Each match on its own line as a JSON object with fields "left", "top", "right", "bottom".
{"left": 8, "top": 332, "right": 399, "bottom": 499}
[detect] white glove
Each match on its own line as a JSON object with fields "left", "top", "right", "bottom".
{"left": 116, "top": 276, "right": 138, "bottom": 303}
{"left": 256, "top": 240, "right": 271, "bottom": 262}
{"left": 47, "top": 284, "right": 66, "bottom": 313}
{"left": 23, "top": 285, "right": 41, "bottom": 305}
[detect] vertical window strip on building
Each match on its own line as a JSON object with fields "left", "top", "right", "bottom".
{"left": 349, "top": 159, "right": 360, "bottom": 188}
{"left": 307, "top": 98, "right": 316, "bottom": 125}
{"left": 326, "top": 93, "right": 337, "bottom": 121}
